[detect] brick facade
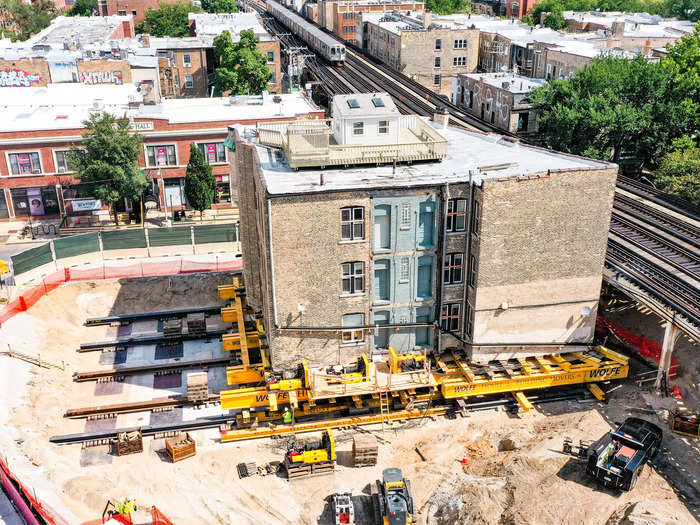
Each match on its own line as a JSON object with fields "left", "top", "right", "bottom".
{"left": 0, "top": 59, "right": 52, "bottom": 88}
{"left": 77, "top": 59, "right": 133, "bottom": 85}
{"left": 100, "top": 0, "right": 181, "bottom": 24}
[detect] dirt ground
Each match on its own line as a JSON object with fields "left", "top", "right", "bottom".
{"left": 0, "top": 276, "right": 698, "bottom": 524}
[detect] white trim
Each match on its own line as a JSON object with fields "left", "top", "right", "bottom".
{"left": 52, "top": 148, "right": 76, "bottom": 174}
{"left": 3, "top": 150, "right": 43, "bottom": 177}
{"left": 194, "top": 140, "right": 228, "bottom": 165}
{"left": 0, "top": 128, "right": 232, "bottom": 146}
{"left": 143, "top": 142, "right": 179, "bottom": 168}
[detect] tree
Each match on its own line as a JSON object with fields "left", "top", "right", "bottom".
{"left": 68, "top": 0, "right": 97, "bottom": 16}
{"left": 67, "top": 112, "right": 147, "bottom": 225}
{"left": 0, "top": 0, "right": 58, "bottom": 39}
{"left": 542, "top": 9, "right": 565, "bottom": 29}
{"left": 184, "top": 144, "right": 216, "bottom": 218}
{"left": 663, "top": 23, "right": 700, "bottom": 127}
{"left": 655, "top": 145, "right": 700, "bottom": 206}
{"left": 135, "top": 1, "right": 201, "bottom": 37}
{"left": 213, "top": 29, "right": 271, "bottom": 95}
{"left": 425, "top": 0, "right": 468, "bottom": 15}
{"left": 529, "top": 55, "right": 696, "bottom": 171}
{"left": 202, "top": 0, "right": 237, "bottom": 13}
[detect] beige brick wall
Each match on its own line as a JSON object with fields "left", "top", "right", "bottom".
{"left": 77, "top": 59, "right": 132, "bottom": 85}
{"left": 0, "top": 58, "right": 51, "bottom": 87}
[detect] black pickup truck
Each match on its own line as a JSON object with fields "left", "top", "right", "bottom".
{"left": 586, "top": 417, "right": 662, "bottom": 491}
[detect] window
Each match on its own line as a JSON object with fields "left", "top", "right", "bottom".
{"left": 341, "top": 206, "right": 364, "bottom": 240}
{"left": 469, "top": 90, "right": 474, "bottom": 109}
{"left": 472, "top": 200, "right": 480, "bottom": 234}
{"left": 453, "top": 56, "right": 467, "bottom": 66}
{"left": 374, "top": 260, "right": 390, "bottom": 302}
{"left": 164, "top": 178, "right": 185, "bottom": 207}
{"left": 374, "top": 204, "right": 391, "bottom": 251}
{"left": 446, "top": 199, "right": 467, "bottom": 233}
{"left": 117, "top": 9, "right": 126, "bottom": 15}
{"left": 469, "top": 255, "right": 477, "bottom": 287}
{"left": 269, "top": 72, "right": 277, "bottom": 85}
{"left": 443, "top": 253, "right": 464, "bottom": 285}
{"left": 197, "top": 142, "right": 226, "bottom": 164}
{"left": 353, "top": 121, "right": 364, "bottom": 135}
{"left": 465, "top": 302, "right": 473, "bottom": 338}
{"left": 373, "top": 311, "right": 390, "bottom": 349}
{"left": 54, "top": 150, "right": 74, "bottom": 173}
{"left": 454, "top": 39, "right": 468, "bottom": 49}
{"left": 372, "top": 97, "right": 385, "bottom": 107}
{"left": 8, "top": 152, "right": 41, "bottom": 175}
{"left": 517, "top": 112, "right": 529, "bottom": 131}
{"left": 435, "top": 38, "right": 442, "bottom": 50}
{"left": 132, "top": 9, "right": 137, "bottom": 15}
{"left": 417, "top": 256, "right": 433, "bottom": 299}
{"left": 146, "top": 145, "right": 177, "bottom": 167}
{"left": 418, "top": 204, "right": 434, "bottom": 248}
{"left": 441, "top": 304, "right": 460, "bottom": 332}
{"left": 433, "top": 74, "right": 441, "bottom": 86}
{"left": 378, "top": 120, "right": 389, "bottom": 134}
{"left": 174, "top": 75, "right": 180, "bottom": 88}
{"left": 511, "top": 2, "right": 519, "bottom": 14}
{"left": 342, "top": 313, "right": 364, "bottom": 344}
{"left": 342, "top": 262, "right": 364, "bottom": 294}
{"left": 184, "top": 75, "right": 193, "bottom": 89}
{"left": 400, "top": 203, "right": 411, "bottom": 230}
{"left": 182, "top": 54, "right": 192, "bottom": 68}
{"left": 267, "top": 51, "right": 275, "bottom": 63}
{"left": 434, "top": 56, "right": 441, "bottom": 68}
{"left": 415, "top": 308, "right": 431, "bottom": 346}
{"left": 10, "top": 186, "right": 59, "bottom": 217}
{"left": 399, "top": 257, "right": 409, "bottom": 282}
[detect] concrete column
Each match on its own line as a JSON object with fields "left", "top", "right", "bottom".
{"left": 654, "top": 321, "right": 681, "bottom": 390}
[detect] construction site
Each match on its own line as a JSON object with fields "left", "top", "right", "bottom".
{"left": 0, "top": 270, "right": 695, "bottom": 524}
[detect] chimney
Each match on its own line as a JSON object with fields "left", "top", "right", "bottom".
{"left": 122, "top": 20, "right": 133, "bottom": 39}
{"left": 141, "top": 33, "right": 151, "bottom": 47}
{"left": 432, "top": 107, "right": 449, "bottom": 129}
{"left": 611, "top": 21, "right": 624, "bottom": 37}
{"left": 423, "top": 11, "right": 432, "bottom": 28}
{"left": 643, "top": 39, "right": 652, "bottom": 55}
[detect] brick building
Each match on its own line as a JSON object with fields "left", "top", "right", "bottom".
{"left": 357, "top": 11, "right": 479, "bottom": 95}
{"left": 0, "top": 84, "right": 322, "bottom": 221}
{"left": 99, "top": 0, "right": 181, "bottom": 24}
{"left": 452, "top": 73, "right": 543, "bottom": 135}
{"left": 318, "top": 0, "right": 424, "bottom": 41}
{"left": 232, "top": 93, "right": 617, "bottom": 370}
{"left": 504, "top": 0, "right": 541, "bottom": 19}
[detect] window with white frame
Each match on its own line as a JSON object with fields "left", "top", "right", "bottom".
{"left": 183, "top": 53, "right": 192, "bottom": 67}
{"left": 433, "top": 74, "right": 441, "bottom": 86}
{"left": 435, "top": 38, "right": 442, "bottom": 50}
{"left": 441, "top": 303, "right": 460, "bottom": 332}
{"left": 400, "top": 202, "right": 411, "bottom": 230}
{"left": 7, "top": 152, "right": 42, "bottom": 175}
{"left": 184, "top": 75, "right": 194, "bottom": 89}
{"left": 267, "top": 51, "right": 275, "bottom": 63}
{"left": 446, "top": 198, "right": 467, "bottom": 233}
{"left": 341, "top": 206, "right": 364, "bottom": 240}
{"left": 443, "top": 253, "right": 464, "bottom": 285}
{"left": 54, "top": 150, "right": 75, "bottom": 173}
{"left": 269, "top": 71, "right": 276, "bottom": 85}
{"left": 454, "top": 39, "right": 468, "bottom": 49}
{"left": 453, "top": 56, "right": 467, "bottom": 66}
{"left": 434, "top": 56, "right": 441, "bottom": 68}
{"left": 197, "top": 142, "right": 226, "bottom": 164}
{"left": 342, "top": 313, "right": 364, "bottom": 343}
{"left": 146, "top": 145, "right": 177, "bottom": 167}
{"left": 399, "top": 257, "right": 409, "bottom": 283}
{"left": 353, "top": 121, "right": 364, "bottom": 135}
{"left": 342, "top": 261, "right": 364, "bottom": 294}
{"left": 469, "top": 254, "right": 477, "bottom": 287}
{"left": 378, "top": 120, "right": 389, "bottom": 134}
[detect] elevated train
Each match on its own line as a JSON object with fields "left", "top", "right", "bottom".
{"left": 265, "top": 0, "right": 346, "bottom": 64}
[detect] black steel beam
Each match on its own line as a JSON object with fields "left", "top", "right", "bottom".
{"left": 78, "top": 329, "right": 228, "bottom": 352}
{"left": 84, "top": 305, "right": 225, "bottom": 326}
{"left": 73, "top": 357, "right": 232, "bottom": 382}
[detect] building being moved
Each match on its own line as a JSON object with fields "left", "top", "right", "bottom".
{"left": 232, "top": 93, "right": 617, "bottom": 370}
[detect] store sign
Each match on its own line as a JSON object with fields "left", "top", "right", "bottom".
{"left": 80, "top": 71, "right": 123, "bottom": 85}
{"left": 71, "top": 199, "right": 102, "bottom": 211}
{"left": 130, "top": 121, "right": 154, "bottom": 131}
{"left": 0, "top": 69, "right": 42, "bottom": 87}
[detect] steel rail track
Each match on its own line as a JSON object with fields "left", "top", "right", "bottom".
{"left": 617, "top": 175, "right": 700, "bottom": 220}
{"left": 84, "top": 305, "right": 224, "bottom": 327}
{"left": 49, "top": 386, "right": 593, "bottom": 445}
{"left": 72, "top": 356, "right": 232, "bottom": 382}
{"left": 77, "top": 329, "right": 228, "bottom": 352}
{"left": 606, "top": 239, "right": 700, "bottom": 325}
{"left": 609, "top": 213, "right": 700, "bottom": 280}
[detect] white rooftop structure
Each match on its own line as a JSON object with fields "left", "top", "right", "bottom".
{"left": 0, "top": 85, "right": 319, "bottom": 133}
{"left": 331, "top": 92, "right": 399, "bottom": 119}
{"left": 189, "top": 12, "right": 272, "bottom": 41}
{"left": 463, "top": 73, "right": 545, "bottom": 93}
{"left": 26, "top": 15, "right": 134, "bottom": 47}
{"left": 563, "top": 11, "right": 695, "bottom": 37}
{"left": 248, "top": 122, "right": 610, "bottom": 195}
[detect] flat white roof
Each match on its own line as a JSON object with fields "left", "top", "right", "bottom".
{"left": 26, "top": 15, "right": 133, "bottom": 47}
{"left": 246, "top": 121, "right": 610, "bottom": 196}
{"left": 462, "top": 73, "right": 545, "bottom": 93}
{"left": 0, "top": 86, "right": 319, "bottom": 133}
{"left": 563, "top": 11, "right": 695, "bottom": 37}
{"left": 333, "top": 92, "right": 399, "bottom": 118}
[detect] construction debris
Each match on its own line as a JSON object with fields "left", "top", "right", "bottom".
{"left": 186, "top": 312, "right": 207, "bottom": 336}
{"left": 186, "top": 372, "right": 209, "bottom": 402}
{"left": 165, "top": 433, "right": 196, "bottom": 463}
{"left": 114, "top": 431, "right": 143, "bottom": 456}
{"left": 352, "top": 434, "right": 378, "bottom": 467}
{"left": 162, "top": 319, "right": 183, "bottom": 339}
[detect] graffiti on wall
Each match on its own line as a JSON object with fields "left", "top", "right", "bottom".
{"left": 80, "top": 71, "right": 123, "bottom": 85}
{"left": 0, "top": 69, "right": 42, "bottom": 87}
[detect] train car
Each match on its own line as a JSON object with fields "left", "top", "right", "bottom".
{"left": 266, "top": 0, "right": 346, "bottom": 64}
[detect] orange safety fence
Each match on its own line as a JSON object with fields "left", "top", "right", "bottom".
{"left": 596, "top": 315, "right": 678, "bottom": 378}
{"left": 0, "top": 257, "right": 242, "bottom": 329}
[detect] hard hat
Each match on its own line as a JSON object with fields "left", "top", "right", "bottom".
{"left": 284, "top": 407, "right": 289, "bottom": 411}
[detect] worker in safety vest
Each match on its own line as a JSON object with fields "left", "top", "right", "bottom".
{"left": 118, "top": 497, "right": 136, "bottom": 514}
{"left": 283, "top": 407, "right": 292, "bottom": 424}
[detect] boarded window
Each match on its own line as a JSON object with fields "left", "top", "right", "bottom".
{"left": 374, "top": 259, "right": 390, "bottom": 302}
{"left": 374, "top": 205, "right": 391, "bottom": 250}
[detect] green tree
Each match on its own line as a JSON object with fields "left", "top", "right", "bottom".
{"left": 184, "top": 144, "right": 216, "bottom": 218}
{"left": 213, "top": 29, "right": 271, "bottom": 95}
{"left": 67, "top": 112, "right": 147, "bottom": 225}
{"left": 542, "top": 9, "right": 565, "bottom": 29}
{"left": 67, "top": 0, "right": 97, "bottom": 16}
{"left": 663, "top": 22, "right": 700, "bottom": 127}
{"left": 425, "top": 0, "right": 468, "bottom": 14}
{"left": 529, "top": 55, "right": 696, "bottom": 170}
{"left": 135, "top": 1, "right": 201, "bottom": 37}
{"left": 0, "top": 0, "right": 58, "bottom": 39}
{"left": 655, "top": 145, "right": 700, "bottom": 206}
{"left": 0, "top": 28, "right": 24, "bottom": 41}
{"left": 202, "top": 0, "right": 237, "bottom": 13}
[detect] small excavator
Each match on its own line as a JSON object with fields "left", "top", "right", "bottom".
{"left": 371, "top": 468, "right": 415, "bottom": 525}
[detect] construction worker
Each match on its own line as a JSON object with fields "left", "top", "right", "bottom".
{"left": 283, "top": 407, "right": 292, "bottom": 425}
{"left": 117, "top": 497, "right": 135, "bottom": 515}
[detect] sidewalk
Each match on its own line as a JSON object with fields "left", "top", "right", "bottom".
{"left": 0, "top": 219, "right": 62, "bottom": 246}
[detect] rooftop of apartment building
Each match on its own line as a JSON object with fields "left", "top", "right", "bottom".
{"left": 332, "top": 92, "right": 400, "bottom": 118}
{"left": 25, "top": 15, "right": 134, "bottom": 47}
{"left": 563, "top": 10, "right": 696, "bottom": 37}
{"left": 360, "top": 11, "right": 475, "bottom": 35}
{"left": 462, "top": 72, "right": 545, "bottom": 93}
{"left": 0, "top": 84, "right": 318, "bottom": 132}
{"left": 151, "top": 13, "right": 275, "bottom": 49}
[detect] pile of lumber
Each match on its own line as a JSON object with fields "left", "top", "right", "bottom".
{"left": 163, "top": 319, "right": 183, "bottom": 339}
{"left": 114, "top": 430, "right": 143, "bottom": 456}
{"left": 187, "top": 313, "right": 207, "bottom": 336}
{"left": 186, "top": 372, "right": 209, "bottom": 402}
{"left": 165, "top": 433, "right": 196, "bottom": 462}
{"left": 352, "top": 434, "right": 378, "bottom": 467}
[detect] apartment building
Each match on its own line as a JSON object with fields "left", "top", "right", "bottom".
{"left": 318, "top": 0, "right": 424, "bottom": 41}
{"left": 232, "top": 93, "right": 617, "bottom": 370}
{"left": 99, "top": 0, "right": 182, "bottom": 24}
{"left": 357, "top": 12, "right": 479, "bottom": 95}
{"left": 452, "top": 73, "right": 543, "bottom": 135}
{"left": 0, "top": 84, "right": 323, "bottom": 221}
